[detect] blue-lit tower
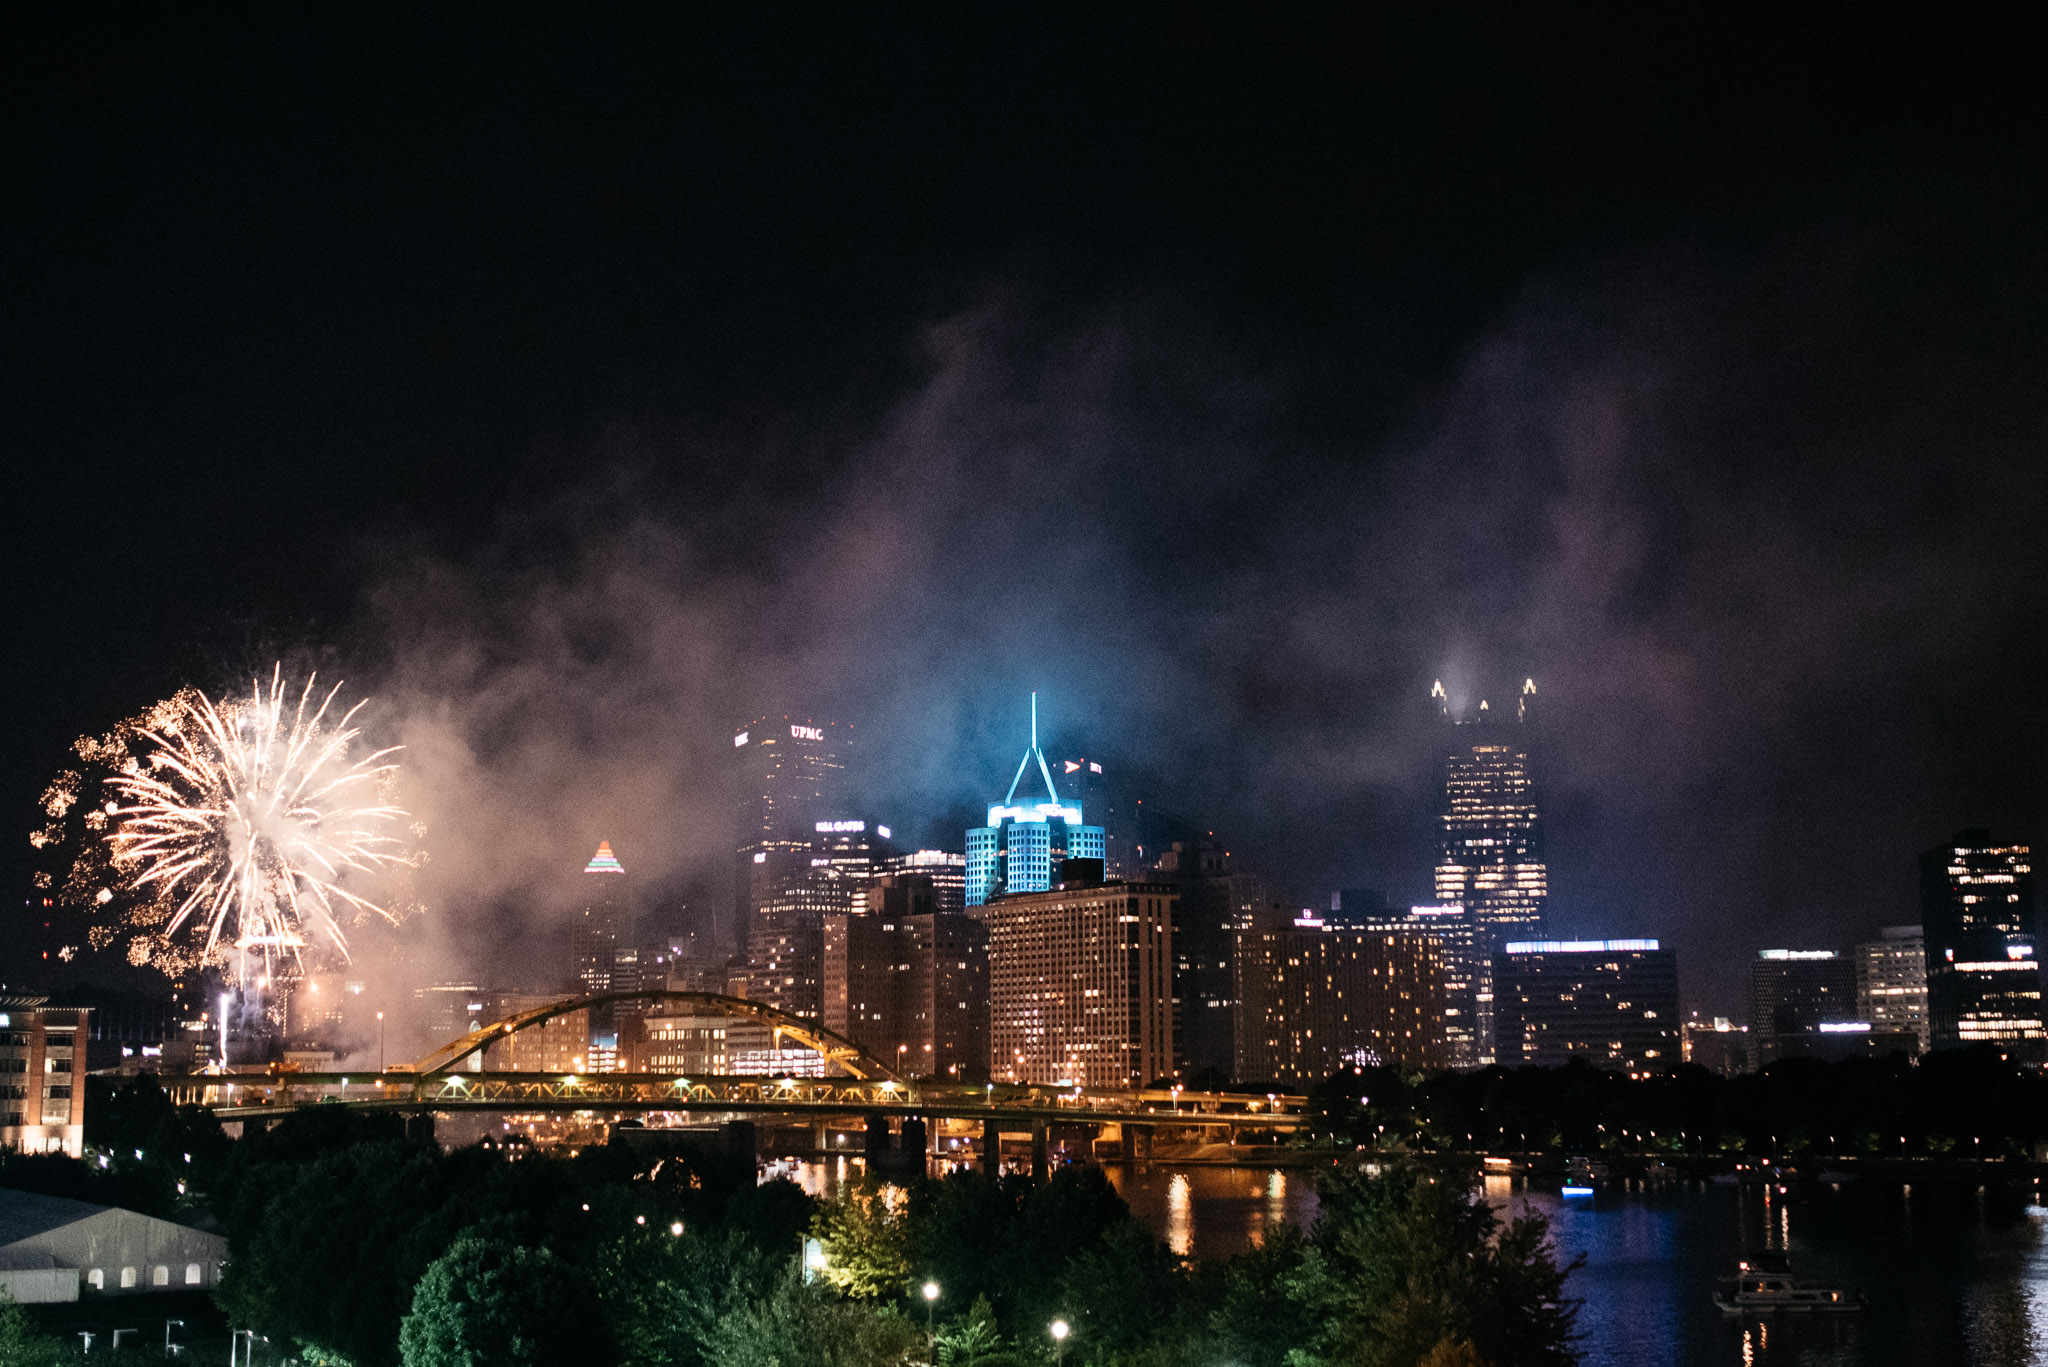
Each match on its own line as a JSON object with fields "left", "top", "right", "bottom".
{"left": 965, "top": 695, "right": 1106, "bottom": 906}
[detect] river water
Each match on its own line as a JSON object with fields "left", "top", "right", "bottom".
{"left": 787, "top": 1158, "right": 2048, "bottom": 1366}
{"left": 1103, "top": 1165, "right": 2048, "bottom": 1367}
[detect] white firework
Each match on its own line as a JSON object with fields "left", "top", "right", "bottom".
{"left": 98, "top": 666, "right": 408, "bottom": 974}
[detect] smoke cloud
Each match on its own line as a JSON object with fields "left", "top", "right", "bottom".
{"left": 351, "top": 215, "right": 2047, "bottom": 1014}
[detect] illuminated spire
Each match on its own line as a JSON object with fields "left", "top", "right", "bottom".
{"left": 1003, "top": 692, "right": 1064, "bottom": 807}
{"left": 584, "top": 840, "right": 625, "bottom": 874}
{"left": 1518, "top": 677, "right": 1537, "bottom": 724}
{"left": 1432, "top": 679, "right": 1448, "bottom": 720}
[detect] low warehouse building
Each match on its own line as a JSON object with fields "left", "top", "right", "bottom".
{"left": 0, "top": 1189, "right": 227, "bottom": 1304}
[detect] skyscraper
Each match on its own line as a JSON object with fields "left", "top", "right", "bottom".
{"left": 1232, "top": 925, "right": 1451, "bottom": 1085}
{"left": 1854, "top": 925, "right": 1929, "bottom": 1054}
{"left": 822, "top": 873, "right": 990, "bottom": 1081}
{"left": 1329, "top": 901, "right": 1487, "bottom": 1068}
{"left": 964, "top": 696, "right": 1105, "bottom": 906}
{"left": 573, "top": 840, "right": 633, "bottom": 1059}
{"left": 1921, "top": 831, "right": 2042, "bottom": 1059}
{"left": 1493, "top": 939, "right": 1679, "bottom": 1075}
{"left": 1432, "top": 678, "right": 1547, "bottom": 1062}
{"left": 976, "top": 879, "right": 1176, "bottom": 1088}
{"left": 1749, "top": 949, "right": 1856, "bottom": 1063}
{"left": 733, "top": 716, "right": 851, "bottom": 953}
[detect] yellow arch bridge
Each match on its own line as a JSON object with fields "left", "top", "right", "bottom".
{"left": 181, "top": 990, "right": 1307, "bottom": 1162}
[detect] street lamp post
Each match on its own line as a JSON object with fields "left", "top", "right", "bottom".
{"left": 377, "top": 1011, "right": 386, "bottom": 1073}
{"left": 165, "top": 1318, "right": 185, "bottom": 1357}
{"left": 922, "top": 1280, "right": 940, "bottom": 1355}
{"left": 1050, "top": 1318, "right": 1070, "bottom": 1366}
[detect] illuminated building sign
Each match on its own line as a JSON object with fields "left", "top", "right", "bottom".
{"left": 1758, "top": 949, "right": 1837, "bottom": 961}
{"left": 816, "top": 820, "right": 865, "bottom": 833}
{"left": 1818, "top": 1021, "right": 1872, "bottom": 1033}
{"left": 734, "top": 731, "right": 749, "bottom": 747}
{"left": 1502, "top": 939, "right": 1659, "bottom": 954}
{"left": 877, "top": 826, "right": 891, "bottom": 840}
{"left": 791, "top": 725, "right": 823, "bottom": 741}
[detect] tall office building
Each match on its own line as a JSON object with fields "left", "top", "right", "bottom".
{"left": 822, "top": 873, "right": 990, "bottom": 1080}
{"left": 1493, "top": 940, "right": 1678, "bottom": 1075}
{"left": 884, "top": 849, "right": 967, "bottom": 916}
{"left": 1432, "top": 678, "right": 1546, "bottom": 1062}
{"left": 975, "top": 879, "right": 1176, "bottom": 1088}
{"left": 1327, "top": 901, "right": 1486, "bottom": 1069}
{"left": 0, "top": 996, "right": 89, "bottom": 1156}
{"left": 965, "top": 697, "right": 1105, "bottom": 906}
{"left": 1149, "top": 838, "right": 1262, "bottom": 1081}
{"left": 1749, "top": 949, "right": 1856, "bottom": 1063}
{"left": 1232, "top": 925, "right": 1451, "bottom": 1085}
{"left": 1854, "top": 925, "right": 1930, "bottom": 1054}
{"left": 1920, "top": 831, "right": 2042, "bottom": 1059}
{"left": 740, "top": 820, "right": 898, "bottom": 1020}
{"left": 733, "top": 716, "right": 852, "bottom": 952}
{"left": 573, "top": 841, "right": 635, "bottom": 1055}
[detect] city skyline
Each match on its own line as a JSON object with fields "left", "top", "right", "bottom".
{"left": 6, "top": 13, "right": 2044, "bottom": 1027}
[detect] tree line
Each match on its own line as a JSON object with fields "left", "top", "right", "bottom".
{"left": 1308, "top": 1047, "right": 2048, "bottom": 1160}
{"left": 0, "top": 1074, "right": 1582, "bottom": 1367}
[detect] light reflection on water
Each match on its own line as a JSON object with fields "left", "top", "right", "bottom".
{"left": 773, "top": 1159, "right": 2048, "bottom": 1365}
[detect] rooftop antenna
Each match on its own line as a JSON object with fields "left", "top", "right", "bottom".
{"left": 1002, "top": 692, "right": 1064, "bottom": 806}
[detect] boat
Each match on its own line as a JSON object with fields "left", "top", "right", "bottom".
{"left": 1562, "top": 1156, "right": 1608, "bottom": 1195}
{"left": 1712, "top": 1253, "right": 1863, "bottom": 1313}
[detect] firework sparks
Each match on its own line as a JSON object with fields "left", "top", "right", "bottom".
{"left": 37, "top": 667, "right": 412, "bottom": 979}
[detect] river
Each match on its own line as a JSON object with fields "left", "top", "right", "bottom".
{"left": 789, "top": 1158, "right": 2048, "bottom": 1365}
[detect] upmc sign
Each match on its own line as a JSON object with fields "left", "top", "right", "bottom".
{"left": 791, "top": 725, "right": 823, "bottom": 741}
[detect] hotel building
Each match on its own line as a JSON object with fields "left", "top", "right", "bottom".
{"left": 974, "top": 879, "right": 1176, "bottom": 1088}
{"left": 1, "top": 997, "right": 90, "bottom": 1156}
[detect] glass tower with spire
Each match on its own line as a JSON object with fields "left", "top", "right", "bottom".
{"left": 965, "top": 695, "right": 1106, "bottom": 906}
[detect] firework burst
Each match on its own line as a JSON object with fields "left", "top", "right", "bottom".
{"left": 36, "top": 667, "right": 414, "bottom": 980}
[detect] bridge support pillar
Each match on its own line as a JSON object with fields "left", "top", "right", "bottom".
{"left": 813, "top": 1120, "right": 830, "bottom": 1155}
{"left": 900, "top": 1116, "right": 928, "bottom": 1175}
{"left": 1135, "top": 1124, "right": 1154, "bottom": 1167}
{"left": 1031, "top": 1119, "right": 1048, "bottom": 1180}
{"left": 865, "top": 1113, "right": 891, "bottom": 1168}
{"left": 982, "top": 1119, "right": 1001, "bottom": 1173}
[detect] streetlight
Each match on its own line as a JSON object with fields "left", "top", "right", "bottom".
{"left": 1050, "top": 1318, "right": 1070, "bottom": 1365}
{"left": 165, "top": 1318, "right": 185, "bottom": 1357}
{"left": 377, "top": 1011, "right": 386, "bottom": 1072}
{"left": 922, "top": 1280, "right": 940, "bottom": 1347}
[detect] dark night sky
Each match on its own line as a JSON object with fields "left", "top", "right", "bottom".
{"left": 4, "top": 9, "right": 2044, "bottom": 1011}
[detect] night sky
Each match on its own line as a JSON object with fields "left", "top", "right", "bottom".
{"left": 5, "top": 10, "right": 2043, "bottom": 1012}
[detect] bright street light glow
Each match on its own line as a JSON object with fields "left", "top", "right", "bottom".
{"left": 1050, "top": 1320, "right": 1070, "bottom": 1340}
{"left": 923, "top": 1281, "right": 940, "bottom": 1301}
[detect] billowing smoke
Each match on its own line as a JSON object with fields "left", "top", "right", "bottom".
{"left": 350, "top": 219, "right": 2046, "bottom": 1014}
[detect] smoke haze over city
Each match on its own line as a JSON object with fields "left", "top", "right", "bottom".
{"left": 6, "top": 12, "right": 2044, "bottom": 1015}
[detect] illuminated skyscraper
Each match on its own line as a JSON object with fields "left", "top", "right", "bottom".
{"left": 1433, "top": 678, "right": 1548, "bottom": 937}
{"left": 976, "top": 879, "right": 1176, "bottom": 1087}
{"left": 733, "top": 716, "right": 851, "bottom": 952}
{"left": 1749, "top": 949, "right": 1855, "bottom": 1063}
{"left": 574, "top": 840, "right": 634, "bottom": 1056}
{"left": 1921, "top": 831, "right": 2041, "bottom": 1059}
{"left": 1432, "top": 678, "right": 1547, "bottom": 1062}
{"left": 964, "top": 696, "right": 1105, "bottom": 906}
{"left": 1854, "top": 925, "right": 1929, "bottom": 1054}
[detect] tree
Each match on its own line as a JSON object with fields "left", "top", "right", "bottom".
{"left": 1204, "top": 1224, "right": 1323, "bottom": 1367}
{"left": 594, "top": 1225, "right": 775, "bottom": 1367}
{"left": 704, "top": 1268, "right": 920, "bottom": 1367}
{"left": 216, "top": 1138, "right": 470, "bottom": 1367}
{"left": 0, "top": 1294, "right": 75, "bottom": 1367}
{"left": 1302, "top": 1165, "right": 1579, "bottom": 1367}
{"left": 1057, "top": 1219, "right": 1191, "bottom": 1363}
{"left": 811, "top": 1180, "right": 912, "bottom": 1299}
{"left": 935, "top": 1296, "right": 1029, "bottom": 1367}
{"left": 399, "top": 1234, "right": 614, "bottom": 1367}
